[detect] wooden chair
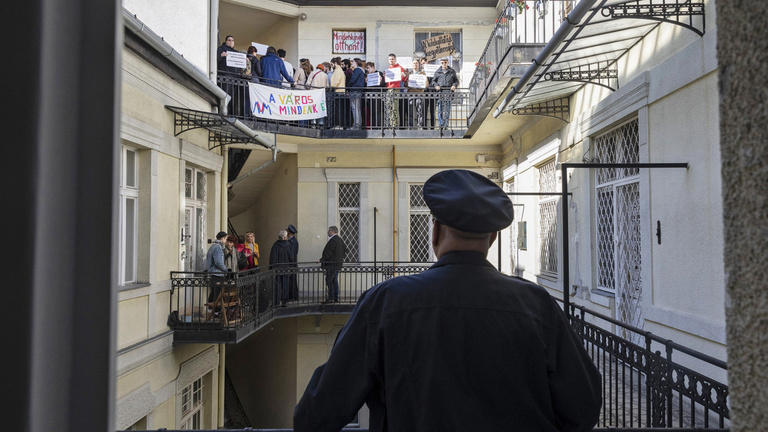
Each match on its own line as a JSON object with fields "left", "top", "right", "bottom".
{"left": 206, "top": 279, "right": 242, "bottom": 326}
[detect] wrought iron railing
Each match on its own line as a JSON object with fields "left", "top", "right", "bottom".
{"left": 562, "top": 300, "right": 730, "bottom": 430}
{"left": 466, "top": 0, "right": 580, "bottom": 124}
{"left": 218, "top": 73, "right": 470, "bottom": 137}
{"left": 168, "top": 262, "right": 432, "bottom": 332}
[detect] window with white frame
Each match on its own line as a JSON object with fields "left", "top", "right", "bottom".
{"left": 414, "top": 30, "right": 463, "bottom": 75}
{"left": 179, "top": 377, "right": 203, "bottom": 429}
{"left": 593, "top": 119, "right": 642, "bottom": 329}
{"left": 408, "top": 184, "right": 433, "bottom": 262}
{"left": 119, "top": 147, "right": 139, "bottom": 284}
{"left": 183, "top": 166, "right": 207, "bottom": 272}
{"left": 538, "top": 158, "right": 558, "bottom": 277}
{"left": 338, "top": 183, "right": 360, "bottom": 263}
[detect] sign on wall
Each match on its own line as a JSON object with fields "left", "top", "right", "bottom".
{"left": 421, "top": 33, "right": 454, "bottom": 62}
{"left": 248, "top": 83, "right": 327, "bottom": 121}
{"left": 332, "top": 29, "right": 366, "bottom": 54}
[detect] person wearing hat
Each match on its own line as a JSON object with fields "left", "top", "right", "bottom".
{"left": 287, "top": 224, "right": 299, "bottom": 301}
{"left": 431, "top": 57, "right": 459, "bottom": 128}
{"left": 204, "top": 231, "right": 229, "bottom": 315}
{"left": 294, "top": 169, "right": 602, "bottom": 432}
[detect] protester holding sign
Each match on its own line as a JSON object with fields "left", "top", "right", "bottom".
{"left": 365, "top": 62, "right": 385, "bottom": 128}
{"left": 385, "top": 54, "right": 408, "bottom": 128}
{"left": 217, "top": 35, "right": 243, "bottom": 75}
{"left": 407, "top": 59, "right": 427, "bottom": 128}
{"left": 432, "top": 57, "right": 459, "bottom": 129}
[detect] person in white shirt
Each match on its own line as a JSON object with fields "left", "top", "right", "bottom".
{"left": 278, "top": 48, "right": 294, "bottom": 88}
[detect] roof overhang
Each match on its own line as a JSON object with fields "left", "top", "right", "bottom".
{"left": 494, "top": 0, "right": 705, "bottom": 118}
{"left": 166, "top": 106, "right": 275, "bottom": 150}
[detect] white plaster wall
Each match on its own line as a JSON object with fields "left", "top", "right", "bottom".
{"left": 297, "top": 6, "right": 496, "bottom": 85}
{"left": 123, "top": 0, "right": 211, "bottom": 75}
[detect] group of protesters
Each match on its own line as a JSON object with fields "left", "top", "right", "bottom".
{"left": 217, "top": 35, "right": 460, "bottom": 130}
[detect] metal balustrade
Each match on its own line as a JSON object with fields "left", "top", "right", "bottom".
{"left": 218, "top": 73, "right": 469, "bottom": 138}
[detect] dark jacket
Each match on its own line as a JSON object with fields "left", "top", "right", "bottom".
{"left": 295, "top": 251, "right": 602, "bottom": 432}
{"left": 347, "top": 66, "right": 366, "bottom": 90}
{"left": 216, "top": 44, "right": 242, "bottom": 74}
{"left": 247, "top": 54, "right": 263, "bottom": 81}
{"left": 261, "top": 53, "right": 294, "bottom": 86}
{"left": 269, "top": 239, "right": 293, "bottom": 269}
{"left": 432, "top": 66, "right": 459, "bottom": 89}
{"left": 320, "top": 235, "right": 346, "bottom": 270}
{"left": 288, "top": 236, "right": 299, "bottom": 263}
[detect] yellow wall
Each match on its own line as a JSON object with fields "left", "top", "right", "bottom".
{"left": 117, "top": 296, "right": 149, "bottom": 349}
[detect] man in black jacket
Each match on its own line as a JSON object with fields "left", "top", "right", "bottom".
{"left": 320, "top": 226, "right": 346, "bottom": 303}
{"left": 295, "top": 170, "right": 602, "bottom": 432}
{"left": 432, "top": 57, "right": 459, "bottom": 129}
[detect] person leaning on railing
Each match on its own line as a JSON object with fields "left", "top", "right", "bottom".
{"left": 269, "top": 229, "right": 293, "bottom": 307}
{"left": 204, "top": 231, "right": 229, "bottom": 316}
{"left": 294, "top": 170, "right": 602, "bottom": 432}
{"left": 432, "top": 57, "right": 459, "bottom": 129}
{"left": 260, "top": 46, "right": 295, "bottom": 88}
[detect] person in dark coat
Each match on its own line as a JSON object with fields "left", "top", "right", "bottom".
{"left": 216, "top": 35, "right": 242, "bottom": 75}
{"left": 319, "top": 226, "right": 346, "bottom": 303}
{"left": 294, "top": 169, "right": 602, "bottom": 432}
{"left": 246, "top": 46, "right": 263, "bottom": 82}
{"left": 431, "top": 57, "right": 460, "bottom": 128}
{"left": 269, "top": 230, "right": 293, "bottom": 307}
{"left": 287, "top": 224, "right": 299, "bottom": 301}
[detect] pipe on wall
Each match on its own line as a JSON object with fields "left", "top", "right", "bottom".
{"left": 392, "top": 146, "right": 397, "bottom": 261}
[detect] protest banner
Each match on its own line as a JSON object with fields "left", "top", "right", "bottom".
{"left": 226, "top": 51, "right": 247, "bottom": 69}
{"left": 423, "top": 64, "right": 440, "bottom": 77}
{"left": 366, "top": 73, "right": 381, "bottom": 87}
{"left": 421, "top": 33, "right": 454, "bottom": 62}
{"left": 407, "top": 74, "right": 427, "bottom": 89}
{"left": 248, "top": 83, "right": 327, "bottom": 120}
{"left": 250, "top": 42, "right": 270, "bottom": 56}
{"left": 385, "top": 67, "right": 402, "bottom": 83}
{"left": 332, "top": 30, "right": 366, "bottom": 54}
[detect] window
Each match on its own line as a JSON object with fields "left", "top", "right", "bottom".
{"left": 183, "top": 167, "right": 207, "bottom": 272}
{"left": 119, "top": 147, "right": 139, "bottom": 284}
{"left": 538, "top": 158, "right": 558, "bottom": 277}
{"left": 180, "top": 377, "right": 203, "bottom": 429}
{"left": 505, "top": 180, "right": 518, "bottom": 274}
{"left": 338, "top": 183, "right": 360, "bottom": 263}
{"left": 415, "top": 30, "right": 463, "bottom": 75}
{"left": 593, "top": 119, "right": 642, "bottom": 329}
{"left": 409, "top": 184, "right": 433, "bottom": 262}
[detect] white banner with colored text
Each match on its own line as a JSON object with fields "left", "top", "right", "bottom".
{"left": 248, "top": 83, "right": 327, "bottom": 120}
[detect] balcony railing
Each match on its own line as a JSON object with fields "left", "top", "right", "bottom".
{"left": 219, "top": 73, "right": 470, "bottom": 139}
{"left": 168, "top": 262, "right": 432, "bottom": 343}
{"left": 466, "top": 0, "right": 580, "bottom": 132}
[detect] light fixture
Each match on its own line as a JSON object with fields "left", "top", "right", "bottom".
{"left": 299, "top": 12, "right": 307, "bottom": 20}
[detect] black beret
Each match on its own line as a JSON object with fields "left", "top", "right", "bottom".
{"left": 287, "top": 224, "right": 297, "bottom": 234}
{"left": 423, "top": 169, "right": 513, "bottom": 233}
{"left": 216, "top": 231, "right": 228, "bottom": 240}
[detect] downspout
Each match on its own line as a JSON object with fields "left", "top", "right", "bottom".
{"left": 492, "top": 0, "right": 597, "bottom": 118}
{"left": 218, "top": 344, "right": 225, "bottom": 428}
{"left": 392, "top": 146, "right": 397, "bottom": 261}
{"left": 221, "top": 146, "right": 229, "bottom": 233}
{"left": 209, "top": 0, "right": 218, "bottom": 83}
{"left": 231, "top": 119, "right": 275, "bottom": 150}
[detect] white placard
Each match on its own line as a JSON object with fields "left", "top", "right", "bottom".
{"left": 423, "top": 64, "right": 440, "bottom": 77}
{"left": 250, "top": 42, "right": 270, "bottom": 56}
{"left": 226, "top": 51, "right": 247, "bottom": 69}
{"left": 366, "top": 73, "right": 381, "bottom": 87}
{"left": 385, "top": 67, "right": 401, "bottom": 83}
{"left": 408, "top": 74, "right": 427, "bottom": 89}
{"left": 248, "top": 83, "right": 327, "bottom": 120}
{"left": 397, "top": 56, "right": 413, "bottom": 68}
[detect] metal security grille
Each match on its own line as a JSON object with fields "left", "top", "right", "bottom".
{"left": 538, "top": 159, "right": 558, "bottom": 276}
{"left": 409, "top": 184, "right": 432, "bottom": 262}
{"left": 593, "top": 119, "right": 642, "bottom": 335}
{"left": 338, "top": 183, "right": 360, "bottom": 263}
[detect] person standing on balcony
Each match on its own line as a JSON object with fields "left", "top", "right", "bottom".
{"left": 295, "top": 169, "right": 602, "bottom": 432}
{"left": 330, "top": 58, "right": 346, "bottom": 129}
{"left": 348, "top": 58, "right": 366, "bottom": 130}
{"left": 245, "top": 46, "right": 263, "bottom": 82}
{"left": 407, "top": 59, "right": 427, "bottom": 129}
{"left": 216, "top": 35, "right": 242, "bottom": 75}
{"left": 308, "top": 64, "right": 329, "bottom": 127}
{"left": 204, "top": 231, "right": 229, "bottom": 315}
{"left": 278, "top": 48, "right": 294, "bottom": 88}
{"left": 287, "top": 224, "right": 299, "bottom": 301}
{"left": 239, "top": 231, "right": 259, "bottom": 271}
{"left": 320, "top": 226, "right": 346, "bottom": 303}
{"left": 261, "top": 46, "right": 294, "bottom": 88}
{"left": 365, "top": 62, "right": 385, "bottom": 129}
{"left": 269, "top": 230, "right": 293, "bottom": 307}
{"left": 384, "top": 53, "right": 408, "bottom": 129}
{"left": 421, "top": 57, "right": 436, "bottom": 129}
{"left": 432, "top": 57, "right": 459, "bottom": 129}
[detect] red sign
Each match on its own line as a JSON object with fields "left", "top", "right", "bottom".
{"left": 332, "top": 30, "right": 366, "bottom": 54}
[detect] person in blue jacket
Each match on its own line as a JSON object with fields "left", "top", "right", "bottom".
{"left": 260, "top": 46, "right": 295, "bottom": 88}
{"left": 294, "top": 169, "right": 602, "bottom": 432}
{"left": 347, "top": 58, "right": 367, "bottom": 129}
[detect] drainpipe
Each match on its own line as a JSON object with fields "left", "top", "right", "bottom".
{"left": 218, "top": 343, "right": 225, "bottom": 428}
{"left": 221, "top": 146, "right": 229, "bottom": 232}
{"left": 492, "top": 0, "right": 596, "bottom": 117}
{"left": 209, "top": 0, "right": 218, "bottom": 83}
{"left": 392, "top": 146, "right": 397, "bottom": 261}
{"left": 231, "top": 119, "right": 275, "bottom": 150}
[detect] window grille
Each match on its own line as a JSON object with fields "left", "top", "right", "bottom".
{"left": 409, "top": 184, "right": 432, "bottom": 262}
{"left": 338, "top": 183, "right": 360, "bottom": 263}
{"left": 180, "top": 377, "right": 203, "bottom": 429}
{"left": 593, "top": 119, "right": 642, "bottom": 334}
{"left": 120, "top": 147, "right": 139, "bottom": 284}
{"left": 538, "top": 159, "right": 558, "bottom": 276}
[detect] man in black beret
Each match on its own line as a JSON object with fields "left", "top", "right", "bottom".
{"left": 294, "top": 169, "right": 601, "bottom": 432}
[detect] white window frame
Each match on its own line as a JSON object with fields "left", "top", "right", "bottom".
{"left": 408, "top": 184, "right": 434, "bottom": 263}
{"left": 183, "top": 166, "right": 208, "bottom": 272}
{"left": 338, "top": 182, "right": 361, "bottom": 263}
{"left": 119, "top": 146, "right": 139, "bottom": 284}
{"left": 537, "top": 158, "right": 559, "bottom": 279}
{"left": 179, "top": 377, "right": 204, "bottom": 429}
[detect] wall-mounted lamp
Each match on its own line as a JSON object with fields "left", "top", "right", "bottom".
{"left": 299, "top": 12, "right": 307, "bottom": 20}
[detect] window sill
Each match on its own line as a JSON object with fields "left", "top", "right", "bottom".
{"left": 588, "top": 288, "right": 614, "bottom": 308}
{"left": 118, "top": 282, "right": 151, "bottom": 292}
